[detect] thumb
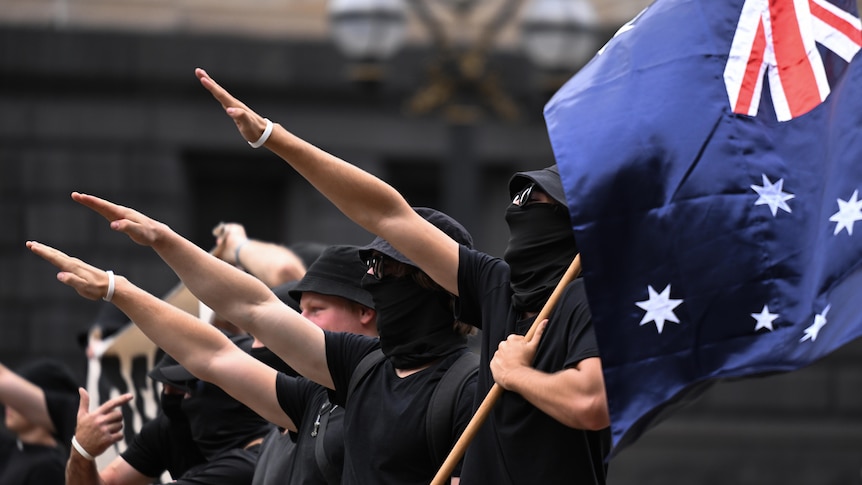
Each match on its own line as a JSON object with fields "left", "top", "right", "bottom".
{"left": 78, "top": 388, "right": 90, "bottom": 414}
{"left": 528, "top": 319, "right": 549, "bottom": 345}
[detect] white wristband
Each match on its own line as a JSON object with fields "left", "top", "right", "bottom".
{"left": 248, "top": 118, "right": 273, "bottom": 148}
{"left": 103, "top": 270, "right": 115, "bottom": 302}
{"left": 71, "top": 436, "right": 96, "bottom": 461}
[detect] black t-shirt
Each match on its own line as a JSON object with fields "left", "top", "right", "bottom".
{"left": 0, "top": 389, "right": 79, "bottom": 484}
{"left": 325, "top": 332, "right": 476, "bottom": 485}
{"left": 456, "top": 246, "right": 611, "bottom": 485}
{"left": 122, "top": 413, "right": 206, "bottom": 479}
{"left": 268, "top": 373, "right": 343, "bottom": 485}
{"left": 0, "top": 438, "right": 65, "bottom": 485}
{"left": 122, "top": 412, "right": 262, "bottom": 484}
{"left": 170, "top": 446, "right": 262, "bottom": 485}
{"left": 251, "top": 427, "right": 296, "bottom": 485}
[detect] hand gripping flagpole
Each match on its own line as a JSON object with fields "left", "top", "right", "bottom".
{"left": 430, "top": 254, "right": 582, "bottom": 485}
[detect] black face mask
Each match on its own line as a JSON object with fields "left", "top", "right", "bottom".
{"left": 361, "top": 273, "right": 466, "bottom": 368}
{"left": 160, "top": 391, "right": 185, "bottom": 422}
{"left": 180, "top": 380, "right": 270, "bottom": 460}
{"left": 504, "top": 203, "right": 578, "bottom": 313}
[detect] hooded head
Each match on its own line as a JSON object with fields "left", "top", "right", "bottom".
{"left": 357, "top": 208, "right": 473, "bottom": 368}
{"left": 504, "top": 164, "right": 578, "bottom": 313}
{"left": 148, "top": 334, "right": 273, "bottom": 460}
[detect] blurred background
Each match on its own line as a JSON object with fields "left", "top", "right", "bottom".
{"left": 1, "top": 0, "right": 861, "bottom": 483}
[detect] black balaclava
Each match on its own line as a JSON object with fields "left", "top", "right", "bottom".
{"left": 179, "top": 379, "right": 271, "bottom": 460}
{"left": 504, "top": 202, "right": 578, "bottom": 313}
{"left": 160, "top": 391, "right": 185, "bottom": 421}
{"left": 361, "top": 273, "right": 466, "bottom": 369}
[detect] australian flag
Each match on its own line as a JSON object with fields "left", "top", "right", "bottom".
{"left": 544, "top": 0, "right": 862, "bottom": 456}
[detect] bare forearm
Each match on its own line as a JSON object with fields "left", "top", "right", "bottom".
{"left": 266, "top": 126, "right": 461, "bottom": 293}
{"left": 109, "top": 279, "right": 233, "bottom": 382}
{"left": 236, "top": 239, "right": 306, "bottom": 287}
{"left": 110, "top": 274, "right": 331, "bottom": 389}
{"left": 504, "top": 365, "right": 610, "bottom": 430}
{"left": 148, "top": 223, "right": 275, "bottom": 324}
{"left": 0, "top": 363, "right": 54, "bottom": 432}
{"left": 66, "top": 453, "right": 106, "bottom": 485}
{"left": 267, "top": 126, "right": 413, "bottom": 237}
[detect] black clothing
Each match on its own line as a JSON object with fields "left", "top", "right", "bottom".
{"left": 503, "top": 202, "right": 578, "bottom": 313}
{"left": 121, "top": 413, "right": 206, "bottom": 479}
{"left": 251, "top": 427, "right": 296, "bottom": 485}
{"left": 0, "top": 437, "right": 65, "bottom": 485}
{"left": 325, "top": 332, "right": 476, "bottom": 485}
{"left": 180, "top": 380, "right": 273, "bottom": 461}
{"left": 122, "top": 411, "right": 266, "bottom": 484}
{"left": 270, "top": 373, "right": 344, "bottom": 485}
{"left": 171, "top": 446, "right": 262, "bottom": 485}
{"left": 361, "top": 274, "right": 467, "bottom": 369}
{"left": 0, "top": 370, "right": 79, "bottom": 485}
{"left": 457, "top": 246, "right": 610, "bottom": 485}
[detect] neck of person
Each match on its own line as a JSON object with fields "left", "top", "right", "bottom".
{"left": 395, "top": 356, "right": 443, "bottom": 378}
{"left": 17, "top": 427, "right": 57, "bottom": 448}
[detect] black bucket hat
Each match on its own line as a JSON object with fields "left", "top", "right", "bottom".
{"left": 508, "top": 164, "right": 567, "bottom": 207}
{"left": 272, "top": 280, "right": 302, "bottom": 313}
{"left": 288, "top": 245, "right": 375, "bottom": 309}
{"left": 358, "top": 207, "right": 473, "bottom": 268}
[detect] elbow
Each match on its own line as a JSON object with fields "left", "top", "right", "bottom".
{"left": 273, "top": 264, "right": 305, "bottom": 286}
{"left": 562, "top": 393, "right": 610, "bottom": 431}
{"left": 580, "top": 393, "right": 611, "bottom": 431}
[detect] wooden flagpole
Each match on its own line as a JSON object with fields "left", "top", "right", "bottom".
{"left": 429, "top": 254, "right": 582, "bottom": 485}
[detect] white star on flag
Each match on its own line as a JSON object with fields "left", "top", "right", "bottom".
{"left": 751, "top": 174, "right": 794, "bottom": 216}
{"left": 800, "top": 304, "right": 831, "bottom": 343}
{"left": 751, "top": 305, "right": 778, "bottom": 331}
{"left": 829, "top": 190, "right": 862, "bottom": 235}
{"left": 635, "top": 284, "right": 683, "bottom": 334}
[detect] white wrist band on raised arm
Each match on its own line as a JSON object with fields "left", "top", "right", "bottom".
{"left": 103, "top": 270, "right": 115, "bottom": 302}
{"left": 248, "top": 118, "right": 273, "bottom": 148}
{"left": 71, "top": 436, "right": 96, "bottom": 461}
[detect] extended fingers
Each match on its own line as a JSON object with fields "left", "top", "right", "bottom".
{"left": 28, "top": 241, "right": 109, "bottom": 300}
{"left": 71, "top": 192, "right": 129, "bottom": 223}
{"left": 96, "top": 393, "right": 134, "bottom": 415}
{"left": 26, "top": 241, "right": 72, "bottom": 268}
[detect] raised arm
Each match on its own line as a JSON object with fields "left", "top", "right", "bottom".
{"left": 27, "top": 240, "right": 321, "bottom": 432}
{"left": 65, "top": 192, "right": 329, "bottom": 385}
{"left": 212, "top": 222, "right": 306, "bottom": 287}
{"left": 196, "top": 68, "right": 461, "bottom": 294}
{"left": 0, "top": 362, "right": 56, "bottom": 434}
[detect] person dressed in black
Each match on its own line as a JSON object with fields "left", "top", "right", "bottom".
{"left": 254, "top": 245, "right": 378, "bottom": 485}
{"left": 66, "top": 332, "right": 274, "bottom": 485}
{"left": 0, "top": 358, "right": 80, "bottom": 484}
{"left": 28, "top": 194, "right": 477, "bottom": 485}
{"left": 193, "top": 69, "right": 611, "bottom": 484}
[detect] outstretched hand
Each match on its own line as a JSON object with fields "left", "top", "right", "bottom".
{"left": 74, "top": 388, "right": 133, "bottom": 458}
{"left": 490, "top": 319, "right": 548, "bottom": 390}
{"left": 70, "top": 192, "right": 167, "bottom": 247}
{"left": 26, "top": 240, "right": 116, "bottom": 301}
{"left": 196, "top": 67, "right": 271, "bottom": 145}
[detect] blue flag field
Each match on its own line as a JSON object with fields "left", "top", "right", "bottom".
{"left": 544, "top": 0, "right": 862, "bottom": 455}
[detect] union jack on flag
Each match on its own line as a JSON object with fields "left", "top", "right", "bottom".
{"left": 543, "top": 0, "right": 862, "bottom": 455}
{"left": 725, "top": 0, "right": 862, "bottom": 120}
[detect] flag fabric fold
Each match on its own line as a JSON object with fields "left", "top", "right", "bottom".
{"left": 544, "top": 0, "right": 862, "bottom": 456}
